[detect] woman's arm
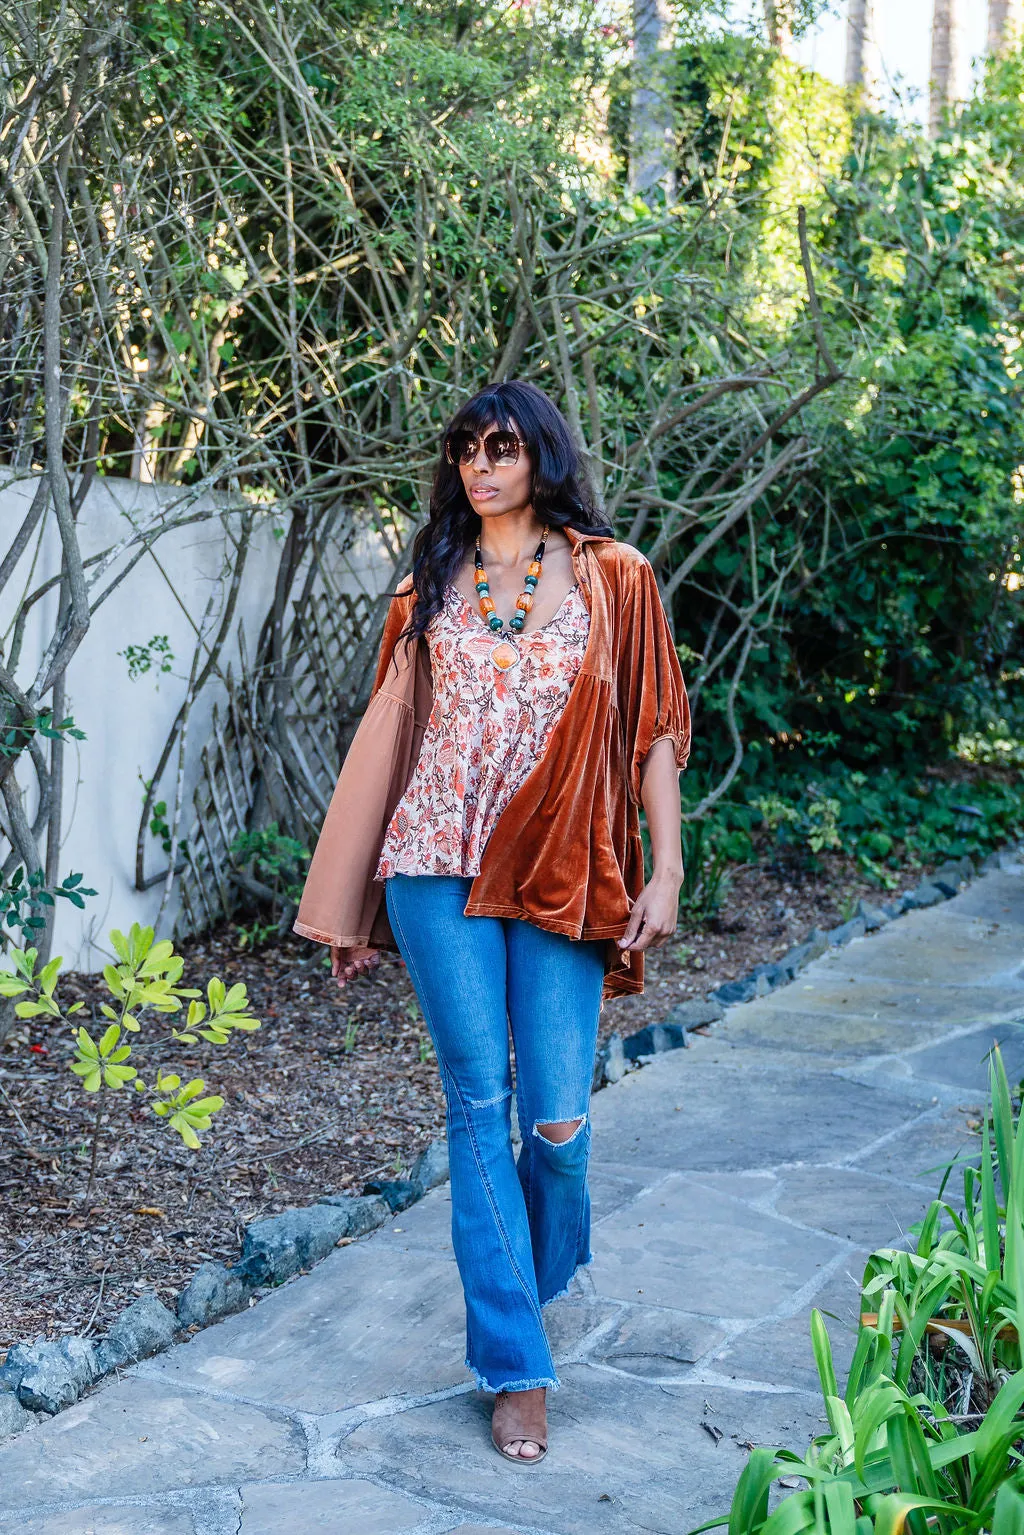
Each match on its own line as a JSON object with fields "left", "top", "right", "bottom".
{"left": 617, "top": 736, "right": 684, "bottom": 953}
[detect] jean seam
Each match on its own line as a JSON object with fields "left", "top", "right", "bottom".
{"left": 386, "top": 884, "right": 548, "bottom": 1335}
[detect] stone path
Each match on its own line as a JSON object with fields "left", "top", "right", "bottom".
{"left": 1, "top": 859, "right": 1022, "bottom": 1534}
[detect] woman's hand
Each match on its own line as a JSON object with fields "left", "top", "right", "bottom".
{"left": 330, "top": 944, "right": 381, "bottom": 988}
{"left": 617, "top": 871, "right": 681, "bottom": 953}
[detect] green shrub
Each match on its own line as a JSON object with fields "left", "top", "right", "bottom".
{"left": 0, "top": 923, "right": 260, "bottom": 1195}
{"left": 698, "top": 1046, "right": 1024, "bottom": 1533}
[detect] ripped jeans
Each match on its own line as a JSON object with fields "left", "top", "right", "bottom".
{"left": 384, "top": 873, "right": 606, "bottom": 1394}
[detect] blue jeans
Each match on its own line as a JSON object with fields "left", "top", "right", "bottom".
{"left": 385, "top": 874, "right": 606, "bottom": 1394}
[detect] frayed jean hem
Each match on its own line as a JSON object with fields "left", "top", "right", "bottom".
{"left": 466, "top": 1359, "right": 561, "bottom": 1395}
{"left": 540, "top": 1253, "right": 594, "bottom": 1308}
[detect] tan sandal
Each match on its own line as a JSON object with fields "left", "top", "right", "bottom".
{"left": 491, "top": 1387, "right": 548, "bottom": 1464}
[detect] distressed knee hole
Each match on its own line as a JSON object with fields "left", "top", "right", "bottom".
{"left": 534, "top": 1115, "right": 587, "bottom": 1145}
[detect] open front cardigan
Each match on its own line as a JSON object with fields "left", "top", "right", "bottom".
{"left": 294, "top": 526, "right": 691, "bottom": 1001}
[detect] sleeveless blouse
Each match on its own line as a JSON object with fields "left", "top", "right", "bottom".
{"left": 375, "top": 581, "right": 591, "bottom": 878}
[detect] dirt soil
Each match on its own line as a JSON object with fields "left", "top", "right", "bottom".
{"left": 0, "top": 845, "right": 904, "bottom": 1349}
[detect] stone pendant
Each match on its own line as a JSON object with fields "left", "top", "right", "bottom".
{"left": 489, "top": 637, "right": 521, "bottom": 671}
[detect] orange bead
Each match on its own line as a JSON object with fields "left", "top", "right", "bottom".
{"left": 480, "top": 595, "right": 496, "bottom": 614}
{"left": 516, "top": 593, "right": 533, "bottom": 611}
{"left": 527, "top": 560, "right": 542, "bottom": 578}
{"left": 475, "top": 567, "right": 487, "bottom": 583}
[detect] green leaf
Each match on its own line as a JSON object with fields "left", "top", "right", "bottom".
{"left": 103, "top": 1064, "right": 137, "bottom": 1087}
{"left": 992, "top": 1482, "right": 1024, "bottom": 1535}
{"left": 811, "top": 1309, "right": 839, "bottom": 1400}
{"left": 727, "top": 1445, "right": 778, "bottom": 1535}
{"left": 74, "top": 1026, "right": 99, "bottom": 1057}
{"left": 98, "top": 1023, "right": 121, "bottom": 1057}
{"left": 168, "top": 1114, "right": 201, "bottom": 1149}
{"left": 37, "top": 957, "right": 62, "bottom": 996}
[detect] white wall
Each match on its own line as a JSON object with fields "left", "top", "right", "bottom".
{"left": 0, "top": 474, "right": 392, "bottom": 971}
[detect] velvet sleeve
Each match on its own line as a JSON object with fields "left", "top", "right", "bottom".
{"left": 618, "top": 555, "right": 691, "bottom": 805}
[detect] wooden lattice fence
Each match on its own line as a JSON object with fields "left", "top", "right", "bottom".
{"left": 152, "top": 583, "right": 387, "bottom": 939}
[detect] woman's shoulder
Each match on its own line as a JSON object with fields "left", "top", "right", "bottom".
{"left": 584, "top": 537, "right": 653, "bottom": 581}
{"left": 391, "top": 573, "right": 416, "bottom": 600}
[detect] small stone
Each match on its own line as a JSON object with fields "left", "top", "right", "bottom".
{"left": 95, "top": 1294, "right": 178, "bottom": 1374}
{"left": 749, "top": 961, "right": 789, "bottom": 992}
{"left": 313, "top": 1193, "right": 391, "bottom": 1238}
{"left": 0, "top": 1386, "right": 33, "bottom": 1439}
{"left": 780, "top": 933, "right": 828, "bottom": 973}
{"left": 856, "top": 900, "right": 889, "bottom": 931}
{"left": 934, "top": 858, "right": 966, "bottom": 889}
{"left": 362, "top": 1179, "right": 421, "bottom": 1213}
{"left": 596, "top": 1031, "right": 627, "bottom": 1086}
{"left": 409, "top": 1139, "right": 449, "bottom": 1191}
{"left": 979, "top": 852, "right": 1001, "bottom": 874}
{"left": 664, "top": 998, "right": 725, "bottom": 1029}
{"left": 177, "top": 1262, "right": 250, "bottom": 1330}
{"left": 623, "top": 1022, "right": 688, "bottom": 1062}
{"left": 6, "top": 1337, "right": 99, "bottom": 1414}
{"left": 239, "top": 1203, "right": 384, "bottom": 1287}
{"left": 904, "top": 882, "right": 944, "bottom": 910}
{"left": 881, "top": 900, "right": 904, "bottom": 919}
{"left": 827, "top": 917, "right": 867, "bottom": 947}
{"left": 711, "top": 977, "right": 758, "bottom": 1006}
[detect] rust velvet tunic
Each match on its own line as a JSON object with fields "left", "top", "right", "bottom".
{"left": 293, "top": 526, "right": 691, "bottom": 1002}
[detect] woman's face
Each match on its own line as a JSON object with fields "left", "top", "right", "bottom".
{"left": 457, "top": 419, "right": 533, "bottom": 525}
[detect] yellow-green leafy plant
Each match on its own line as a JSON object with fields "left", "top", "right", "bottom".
{"left": 0, "top": 923, "right": 260, "bottom": 1194}
{"left": 694, "top": 1045, "right": 1024, "bottom": 1533}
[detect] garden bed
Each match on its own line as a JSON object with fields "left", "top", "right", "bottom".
{"left": 0, "top": 846, "right": 944, "bottom": 1348}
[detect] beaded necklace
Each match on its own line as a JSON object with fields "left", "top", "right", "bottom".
{"left": 473, "top": 524, "right": 550, "bottom": 672}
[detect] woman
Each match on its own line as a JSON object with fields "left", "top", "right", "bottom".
{"left": 295, "top": 379, "right": 690, "bottom": 1465}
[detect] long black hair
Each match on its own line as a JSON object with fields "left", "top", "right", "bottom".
{"left": 398, "top": 380, "right": 613, "bottom": 644}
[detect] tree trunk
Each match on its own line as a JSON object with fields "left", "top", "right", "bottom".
{"left": 929, "top": 0, "right": 960, "bottom": 138}
{"left": 988, "top": 0, "right": 1021, "bottom": 53}
{"left": 629, "top": 0, "right": 677, "bottom": 205}
{"left": 764, "top": 0, "right": 793, "bottom": 53}
{"left": 845, "top": 0, "right": 877, "bottom": 101}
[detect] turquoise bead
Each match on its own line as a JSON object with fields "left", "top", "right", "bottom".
{"left": 524, "top": 574, "right": 538, "bottom": 589}
{"left": 475, "top": 581, "right": 489, "bottom": 594}
{"left": 488, "top": 614, "right": 503, "bottom": 631}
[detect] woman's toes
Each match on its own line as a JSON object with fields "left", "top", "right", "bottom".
{"left": 504, "top": 1438, "right": 539, "bottom": 1459}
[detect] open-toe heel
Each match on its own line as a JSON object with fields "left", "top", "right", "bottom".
{"left": 491, "top": 1388, "right": 548, "bottom": 1465}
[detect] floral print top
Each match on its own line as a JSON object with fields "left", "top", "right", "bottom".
{"left": 375, "top": 580, "right": 591, "bottom": 878}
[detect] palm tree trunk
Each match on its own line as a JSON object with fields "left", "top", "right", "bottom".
{"left": 929, "top": 0, "right": 960, "bottom": 138}
{"left": 845, "top": 0, "right": 877, "bottom": 101}
{"left": 629, "top": 0, "right": 677, "bottom": 205}
{"left": 764, "top": 0, "right": 793, "bottom": 53}
{"left": 988, "top": 0, "right": 1021, "bottom": 53}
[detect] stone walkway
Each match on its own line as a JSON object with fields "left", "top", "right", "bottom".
{"left": 1, "top": 859, "right": 1022, "bottom": 1534}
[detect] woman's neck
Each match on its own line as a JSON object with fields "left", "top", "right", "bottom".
{"left": 475, "top": 510, "right": 551, "bottom": 569}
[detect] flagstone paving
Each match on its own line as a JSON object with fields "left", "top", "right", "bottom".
{"left": 1, "top": 861, "right": 1021, "bottom": 1534}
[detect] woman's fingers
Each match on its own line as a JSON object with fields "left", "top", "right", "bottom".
{"left": 617, "top": 896, "right": 646, "bottom": 951}
{"left": 330, "top": 947, "right": 381, "bottom": 989}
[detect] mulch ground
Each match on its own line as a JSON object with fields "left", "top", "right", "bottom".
{"left": 0, "top": 843, "right": 908, "bottom": 1349}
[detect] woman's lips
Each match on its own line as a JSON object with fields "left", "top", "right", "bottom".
{"left": 470, "top": 485, "right": 498, "bottom": 498}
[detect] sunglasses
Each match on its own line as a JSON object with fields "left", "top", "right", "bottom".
{"left": 444, "top": 428, "right": 526, "bottom": 468}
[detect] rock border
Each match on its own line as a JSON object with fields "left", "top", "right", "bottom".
{"left": 2, "top": 844, "right": 1021, "bottom": 1440}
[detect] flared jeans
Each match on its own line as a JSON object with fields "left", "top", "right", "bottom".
{"left": 384, "top": 873, "right": 606, "bottom": 1394}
